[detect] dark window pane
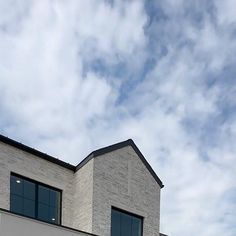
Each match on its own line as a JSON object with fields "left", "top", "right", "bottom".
{"left": 24, "top": 180, "right": 36, "bottom": 200}
{"left": 10, "top": 194, "right": 23, "bottom": 214}
{"left": 49, "top": 206, "right": 59, "bottom": 224}
{"left": 38, "top": 185, "right": 50, "bottom": 205}
{"left": 121, "top": 212, "right": 132, "bottom": 236}
{"left": 38, "top": 203, "right": 50, "bottom": 222}
{"left": 10, "top": 175, "right": 23, "bottom": 196}
{"left": 111, "top": 209, "right": 121, "bottom": 236}
{"left": 23, "top": 199, "right": 35, "bottom": 218}
{"left": 49, "top": 189, "right": 60, "bottom": 207}
{"left": 132, "top": 217, "right": 142, "bottom": 236}
{"left": 10, "top": 174, "right": 61, "bottom": 225}
{"left": 111, "top": 209, "right": 143, "bottom": 236}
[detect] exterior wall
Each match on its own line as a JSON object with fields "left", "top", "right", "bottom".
{"left": 0, "top": 142, "right": 75, "bottom": 228}
{"left": 92, "top": 146, "right": 161, "bottom": 236}
{"left": 0, "top": 140, "right": 162, "bottom": 236}
{"left": 73, "top": 159, "right": 94, "bottom": 233}
{"left": 0, "top": 210, "right": 93, "bottom": 236}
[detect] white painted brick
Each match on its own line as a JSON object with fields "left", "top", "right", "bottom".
{"left": 73, "top": 159, "right": 94, "bottom": 232}
{"left": 0, "top": 141, "right": 161, "bottom": 236}
{"left": 92, "top": 146, "right": 161, "bottom": 236}
{"left": 0, "top": 142, "right": 75, "bottom": 228}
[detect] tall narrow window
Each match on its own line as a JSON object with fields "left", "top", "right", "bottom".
{"left": 10, "top": 173, "right": 61, "bottom": 225}
{"left": 111, "top": 207, "right": 143, "bottom": 236}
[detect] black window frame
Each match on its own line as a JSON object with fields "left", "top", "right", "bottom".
{"left": 10, "top": 172, "right": 62, "bottom": 225}
{"left": 111, "top": 206, "right": 144, "bottom": 236}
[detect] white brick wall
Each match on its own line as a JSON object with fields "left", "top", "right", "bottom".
{"left": 0, "top": 142, "right": 75, "bottom": 228}
{"left": 73, "top": 159, "right": 94, "bottom": 232}
{"left": 0, "top": 141, "right": 161, "bottom": 236}
{"left": 91, "top": 146, "right": 161, "bottom": 236}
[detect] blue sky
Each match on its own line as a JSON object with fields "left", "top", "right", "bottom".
{"left": 0, "top": 0, "right": 236, "bottom": 235}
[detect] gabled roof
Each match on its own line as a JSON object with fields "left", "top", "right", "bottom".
{"left": 76, "top": 139, "right": 164, "bottom": 188}
{"left": 0, "top": 134, "right": 164, "bottom": 188}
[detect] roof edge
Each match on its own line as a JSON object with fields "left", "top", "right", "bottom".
{"left": 75, "top": 139, "right": 164, "bottom": 188}
{"left": 0, "top": 134, "right": 164, "bottom": 188}
{"left": 0, "top": 134, "right": 76, "bottom": 171}
{"left": 128, "top": 139, "right": 164, "bottom": 188}
{"left": 75, "top": 139, "right": 132, "bottom": 172}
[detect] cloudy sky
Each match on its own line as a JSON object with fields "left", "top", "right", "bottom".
{"left": 0, "top": 0, "right": 236, "bottom": 235}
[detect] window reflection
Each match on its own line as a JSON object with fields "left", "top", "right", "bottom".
{"left": 111, "top": 208, "right": 143, "bottom": 236}
{"left": 10, "top": 174, "right": 61, "bottom": 225}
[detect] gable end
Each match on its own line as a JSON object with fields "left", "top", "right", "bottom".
{"left": 75, "top": 139, "right": 164, "bottom": 188}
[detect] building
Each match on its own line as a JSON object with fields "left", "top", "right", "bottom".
{"left": 0, "top": 134, "right": 166, "bottom": 236}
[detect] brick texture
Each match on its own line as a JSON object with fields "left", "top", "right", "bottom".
{"left": 73, "top": 159, "right": 94, "bottom": 232}
{"left": 0, "top": 141, "right": 161, "bottom": 236}
{"left": 92, "top": 146, "right": 161, "bottom": 236}
{"left": 0, "top": 142, "right": 75, "bottom": 228}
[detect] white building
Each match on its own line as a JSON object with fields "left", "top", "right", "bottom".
{"left": 0, "top": 134, "right": 165, "bottom": 236}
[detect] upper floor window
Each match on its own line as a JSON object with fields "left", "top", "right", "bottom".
{"left": 111, "top": 207, "right": 143, "bottom": 236}
{"left": 10, "top": 173, "right": 61, "bottom": 225}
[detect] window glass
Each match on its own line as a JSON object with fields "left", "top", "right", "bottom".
{"left": 50, "top": 189, "right": 60, "bottom": 207}
{"left": 111, "top": 209, "right": 121, "bottom": 236}
{"left": 23, "top": 199, "right": 35, "bottom": 217}
{"left": 121, "top": 213, "right": 132, "bottom": 236}
{"left": 49, "top": 206, "right": 60, "bottom": 224}
{"left": 38, "top": 203, "right": 50, "bottom": 221}
{"left": 10, "top": 174, "right": 61, "bottom": 225}
{"left": 24, "top": 180, "right": 35, "bottom": 200}
{"left": 132, "top": 217, "right": 142, "bottom": 236}
{"left": 111, "top": 208, "right": 143, "bottom": 236}
{"left": 10, "top": 194, "right": 23, "bottom": 214}
{"left": 38, "top": 185, "right": 50, "bottom": 205}
{"left": 10, "top": 175, "right": 23, "bottom": 196}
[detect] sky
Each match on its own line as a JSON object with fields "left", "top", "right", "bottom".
{"left": 0, "top": 0, "right": 236, "bottom": 235}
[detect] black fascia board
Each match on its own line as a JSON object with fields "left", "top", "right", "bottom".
{"left": 128, "top": 139, "right": 164, "bottom": 188}
{"left": 0, "top": 134, "right": 76, "bottom": 171}
{"left": 75, "top": 139, "right": 164, "bottom": 188}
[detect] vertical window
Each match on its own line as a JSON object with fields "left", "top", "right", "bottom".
{"left": 10, "top": 173, "right": 61, "bottom": 225}
{"left": 111, "top": 207, "right": 143, "bottom": 236}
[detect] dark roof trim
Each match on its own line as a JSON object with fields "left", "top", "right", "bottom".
{"left": 0, "top": 134, "right": 164, "bottom": 188}
{"left": 75, "top": 139, "right": 164, "bottom": 188}
{"left": 0, "top": 135, "right": 76, "bottom": 171}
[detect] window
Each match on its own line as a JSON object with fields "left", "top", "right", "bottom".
{"left": 10, "top": 173, "right": 61, "bottom": 225}
{"left": 111, "top": 207, "right": 143, "bottom": 236}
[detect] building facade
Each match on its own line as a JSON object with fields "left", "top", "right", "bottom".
{"left": 0, "top": 134, "right": 165, "bottom": 236}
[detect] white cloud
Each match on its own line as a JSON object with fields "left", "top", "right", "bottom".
{"left": 0, "top": 1, "right": 236, "bottom": 236}
{"left": 215, "top": 0, "right": 236, "bottom": 26}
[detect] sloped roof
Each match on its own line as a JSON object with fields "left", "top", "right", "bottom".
{"left": 0, "top": 134, "right": 75, "bottom": 171}
{"left": 76, "top": 139, "right": 164, "bottom": 188}
{"left": 0, "top": 134, "right": 164, "bottom": 188}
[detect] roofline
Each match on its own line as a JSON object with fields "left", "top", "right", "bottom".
{"left": 0, "top": 134, "right": 164, "bottom": 188}
{"left": 0, "top": 135, "right": 76, "bottom": 171}
{"left": 75, "top": 139, "right": 164, "bottom": 188}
